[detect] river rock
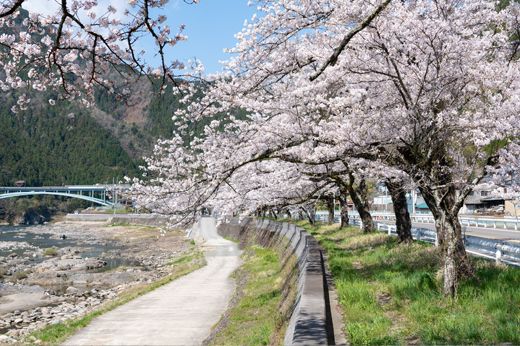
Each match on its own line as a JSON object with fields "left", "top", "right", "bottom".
{"left": 0, "top": 335, "right": 8, "bottom": 342}
{"left": 7, "top": 330, "right": 19, "bottom": 337}
{"left": 66, "top": 287, "right": 80, "bottom": 295}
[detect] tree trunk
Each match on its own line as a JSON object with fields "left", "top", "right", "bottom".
{"left": 302, "top": 206, "right": 315, "bottom": 227}
{"left": 419, "top": 186, "right": 473, "bottom": 297}
{"left": 348, "top": 177, "right": 375, "bottom": 233}
{"left": 326, "top": 195, "right": 335, "bottom": 225}
{"left": 298, "top": 209, "right": 304, "bottom": 221}
{"left": 338, "top": 188, "right": 350, "bottom": 229}
{"left": 286, "top": 209, "right": 292, "bottom": 219}
{"left": 385, "top": 179, "right": 413, "bottom": 243}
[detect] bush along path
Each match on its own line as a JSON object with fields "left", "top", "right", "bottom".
{"left": 287, "top": 219, "right": 520, "bottom": 345}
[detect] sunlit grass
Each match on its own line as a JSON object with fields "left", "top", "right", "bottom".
{"left": 292, "top": 219, "right": 520, "bottom": 345}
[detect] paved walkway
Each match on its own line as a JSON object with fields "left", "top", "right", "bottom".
{"left": 62, "top": 217, "right": 242, "bottom": 345}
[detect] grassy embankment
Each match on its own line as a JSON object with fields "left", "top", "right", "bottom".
{"left": 26, "top": 249, "right": 206, "bottom": 345}
{"left": 207, "top": 245, "right": 298, "bottom": 346}
{"left": 288, "top": 219, "right": 520, "bottom": 345}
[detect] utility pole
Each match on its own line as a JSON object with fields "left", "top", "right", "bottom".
{"left": 412, "top": 186, "right": 416, "bottom": 215}
{"left": 113, "top": 177, "right": 116, "bottom": 217}
{"left": 385, "top": 184, "right": 388, "bottom": 213}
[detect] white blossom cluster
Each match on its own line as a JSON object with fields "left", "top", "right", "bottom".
{"left": 0, "top": 0, "right": 195, "bottom": 113}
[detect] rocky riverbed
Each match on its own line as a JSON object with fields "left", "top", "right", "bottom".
{"left": 0, "top": 220, "right": 192, "bottom": 343}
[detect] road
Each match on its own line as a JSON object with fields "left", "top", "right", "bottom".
{"left": 62, "top": 217, "right": 242, "bottom": 345}
{"left": 375, "top": 219, "right": 520, "bottom": 242}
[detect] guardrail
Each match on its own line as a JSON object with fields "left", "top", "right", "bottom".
{"left": 346, "top": 216, "right": 520, "bottom": 267}
{"left": 311, "top": 211, "right": 520, "bottom": 230}
{"left": 280, "top": 212, "right": 520, "bottom": 266}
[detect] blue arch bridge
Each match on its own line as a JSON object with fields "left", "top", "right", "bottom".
{"left": 0, "top": 185, "right": 130, "bottom": 206}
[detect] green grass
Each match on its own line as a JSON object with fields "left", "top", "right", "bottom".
{"left": 104, "top": 222, "right": 157, "bottom": 230}
{"left": 103, "top": 208, "right": 132, "bottom": 214}
{"left": 208, "top": 245, "right": 298, "bottom": 346}
{"left": 27, "top": 251, "right": 207, "bottom": 345}
{"left": 223, "top": 235, "right": 240, "bottom": 243}
{"left": 14, "top": 270, "right": 28, "bottom": 280}
{"left": 292, "top": 220, "right": 520, "bottom": 345}
{"left": 159, "top": 251, "right": 204, "bottom": 267}
{"left": 43, "top": 248, "right": 57, "bottom": 256}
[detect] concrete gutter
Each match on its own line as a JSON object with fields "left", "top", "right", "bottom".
{"left": 220, "top": 218, "right": 335, "bottom": 346}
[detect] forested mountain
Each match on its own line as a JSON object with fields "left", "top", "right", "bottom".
{"left": 0, "top": 79, "right": 245, "bottom": 187}
{"left": 0, "top": 8, "right": 246, "bottom": 188}
{"left": 0, "top": 97, "right": 144, "bottom": 186}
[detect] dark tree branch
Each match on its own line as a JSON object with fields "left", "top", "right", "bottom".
{"left": 309, "top": 0, "right": 392, "bottom": 81}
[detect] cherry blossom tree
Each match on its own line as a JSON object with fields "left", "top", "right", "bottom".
{"left": 0, "top": 0, "right": 198, "bottom": 113}
{"left": 132, "top": 0, "right": 520, "bottom": 298}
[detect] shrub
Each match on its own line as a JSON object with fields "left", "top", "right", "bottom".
{"left": 43, "top": 248, "right": 57, "bottom": 256}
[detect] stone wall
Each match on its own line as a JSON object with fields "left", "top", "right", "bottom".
{"left": 218, "top": 217, "right": 333, "bottom": 346}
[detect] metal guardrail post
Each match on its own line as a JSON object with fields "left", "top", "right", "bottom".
{"left": 496, "top": 245, "right": 502, "bottom": 265}
{"left": 416, "top": 229, "right": 422, "bottom": 241}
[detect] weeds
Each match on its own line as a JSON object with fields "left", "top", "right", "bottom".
{"left": 223, "top": 235, "right": 240, "bottom": 243}
{"left": 14, "top": 270, "right": 28, "bottom": 280}
{"left": 43, "top": 248, "right": 57, "bottom": 256}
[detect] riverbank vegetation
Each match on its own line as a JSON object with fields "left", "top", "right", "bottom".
{"left": 291, "top": 219, "right": 520, "bottom": 345}
{"left": 205, "top": 246, "right": 298, "bottom": 346}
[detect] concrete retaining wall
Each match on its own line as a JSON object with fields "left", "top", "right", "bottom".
{"left": 218, "top": 217, "right": 333, "bottom": 346}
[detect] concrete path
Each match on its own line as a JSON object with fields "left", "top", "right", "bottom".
{"left": 62, "top": 217, "right": 242, "bottom": 345}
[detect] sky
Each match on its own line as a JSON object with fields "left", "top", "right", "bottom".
{"left": 24, "top": 0, "right": 258, "bottom": 76}
{"left": 157, "top": 0, "right": 258, "bottom": 75}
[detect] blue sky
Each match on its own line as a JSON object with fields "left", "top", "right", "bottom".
{"left": 151, "top": 0, "right": 257, "bottom": 75}
{"left": 25, "top": 0, "right": 258, "bottom": 76}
